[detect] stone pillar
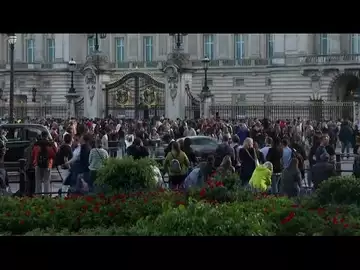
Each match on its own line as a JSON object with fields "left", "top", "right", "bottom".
{"left": 201, "top": 97, "right": 212, "bottom": 118}
{"left": 81, "top": 51, "right": 109, "bottom": 119}
{"left": 65, "top": 93, "right": 79, "bottom": 119}
{"left": 164, "top": 65, "right": 180, "bottom": 120}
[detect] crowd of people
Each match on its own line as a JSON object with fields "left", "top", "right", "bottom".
{"left": 0, "top": 115, "right": 359, "bottom": 197}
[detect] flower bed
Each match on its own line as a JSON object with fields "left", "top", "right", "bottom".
{"left": 2, "top": 158, "right": 360, "bottom": 236}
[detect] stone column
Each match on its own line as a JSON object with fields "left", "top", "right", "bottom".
{"left": 65, "top": 93, "right": 79, "bottom": 119}
{"left": 81, "top": 51, "right": 109, "bottom": 119}
{"left": 201, "top": 97, "right": 212, "bottom": 118}
{"left": 164, "top": 66, "right": 180, "bottom": 120}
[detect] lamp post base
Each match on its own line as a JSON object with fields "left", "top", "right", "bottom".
{"left": 65, "top": 93, "right": 80, "bottom": 119}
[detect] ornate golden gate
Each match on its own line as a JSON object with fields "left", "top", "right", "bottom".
{"left": 104, "top": 72, "right": 165, "bottom": 119}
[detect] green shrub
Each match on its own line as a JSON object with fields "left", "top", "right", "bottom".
{"left": 95, "top": 157, "right": 158, "bottom": 192}
{"left": 313, "top": 176, "right": 360, "bottom": 206}
{"left": 130, "top": 201, "right": 272, "bottom": 236}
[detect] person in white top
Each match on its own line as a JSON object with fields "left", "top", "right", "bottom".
{"left": 260, "top": 137, "right": 273, "bottom": 161}
{"left": 101, "top": 130, "right": 109, "bottom": 151}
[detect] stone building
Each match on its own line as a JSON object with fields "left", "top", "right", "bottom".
{"left": 0, "top": 33, "right": 359, "bottom": 119}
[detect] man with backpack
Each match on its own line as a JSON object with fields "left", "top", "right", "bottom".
{"left": 31, "top": 131, "right": 57, "bottom": 194}
{"left": 214, "top": 134, "right": 235, "bottom": 168}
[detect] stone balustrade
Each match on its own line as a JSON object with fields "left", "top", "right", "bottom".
{"left": 0, "top": 54, "right": 359, "bottom": 71}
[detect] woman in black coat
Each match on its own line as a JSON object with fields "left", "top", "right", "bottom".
{"left": 238, "top": 138, "right": 258, "bottom": 186}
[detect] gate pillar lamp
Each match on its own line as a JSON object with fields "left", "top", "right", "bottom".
{"left": 169, "top": 33, "right": 188, "bottom": 50}
{"left": 68, "top": 58, "right": 76, "bottom": 93}
{"left": 88, "top": 33, "right": 107, "bottom": 52}
{"left": 199, "top": 56, "right": 212, "bottom": 102}
{"left": 32, "top": 87, "right": 37, "bottom": 102}
{"left": 7, "top": 33, "right": 16, "bottom": 123}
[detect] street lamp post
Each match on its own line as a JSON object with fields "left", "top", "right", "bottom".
{"left": 68, "top": 58, "right": 76, "bottom": 93}
{"left": 7, "top": 34, "right": 17, "bottom": 123}
{"left": 199, "top": 56, "right": 211, "bottom": 101}
{"left": 88, "top": 33, "right": 107, "bottom": 52}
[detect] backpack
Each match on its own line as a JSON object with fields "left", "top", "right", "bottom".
{"left": 170, "top": 153, "right": 182, "bottom": 174}
{"left": 37, "top": 146, "right": 49, "bottom": 168}
{"left": 55, "top": 144, "right": 71, "bottom": 167}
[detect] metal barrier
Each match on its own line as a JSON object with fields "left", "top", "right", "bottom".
{"left": 0, "top": 104, "right": 68, "bottom": 119}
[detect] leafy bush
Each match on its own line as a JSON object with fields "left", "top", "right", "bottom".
{"left": 211, "top": 172, "right": 239, "bottom": 190}
{"left": 130, "top": 201, "right": 273, "bottom": 236}
{"left": 0, "top": 190, "right": 184, "bottom": 235}
{"left": 313, "top": 176, "right": 360, "bottom": 206}
{"left": 95, "top": 157, "right": 158, "bottom": 192}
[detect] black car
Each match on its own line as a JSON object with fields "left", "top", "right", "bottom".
{"left": 177, "top": 136, "right": 219, "bottom": 158}
{"left": 0, "top": 124, "right": 52, "bottom": 162}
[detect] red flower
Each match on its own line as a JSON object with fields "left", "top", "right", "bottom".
{"left": 291, "top": 204, "right": 299, "bottom": 208}
{"left": 340, "top": 218, "right": 345, "bottom": 224}
{"left": 19, "top": 220, "right": 24, "bottom": 225}
{"left": 343, "top": 224, "right": 349, "bottom": 228}
{"left": 85, "top": 196, "right": 94, "bottom": 203}
{"left": 56, "top": 204, "right": 64, "bottom": 209}
{"left": 281, "top": 211, "right": 296, "bottom": 224}
{"left": 108, "top": 212, "right": 115, "bottom": 217}
{"left": 5, "top": 212, "right": 11, "bottom": 217}
{"left": 332, "top": 217, "right": 338, "bottom": 225}
{"left": 317, "top": 208, "right": 325, "bottom": 215}
{"left": 215, "top": 181, "right": 224, "bottom": 187}
{"left": 176, "top": 201, "right": 185, "bottom": 206}
{"left": 93, "top": 207, "right": 100, "bottom": 213}
{"left": 98, "top": 193, "right": 105, "bottom": 199}
{"left": 199, "top": 188, "right": 206, "bottom": 197}
{"left": 81, "top": 205, "right": 88, "bottom": 211}
{"left": 50, "top": 210, "right": 55, "bottom": 215}
{"left": 25, "top": 210, "right": 31, "bottom": 217}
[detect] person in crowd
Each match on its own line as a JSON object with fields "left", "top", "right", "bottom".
{"left": 260, "top": 136, "right": 273, "bottom": 161}
{"left": 89, "top": 138, "right": 109, "bottom": 189}
{"left": 249, "top": 161, "right": 273, "bottom": 193}
{"left": 236, "top": 123, "right": 249, "bottom": 145}
{"left": 24, "top": 137, "right": 37, "bottom": 195}
{"left": 55, "top": 133, "right": 73, "bottom": 192}
{"left": 281, "top": 138, "right": 293, "bottom": 170}
{"left": 231, "top": 135, "right": 242, "bottom": 170}
{"left": 184, "top": 155, "right": 216, "bottom": 190}
{"left": 311, "top": 152, "right": 336, "bottom": 190}
{"left": 353, "top": 146, "right": 360, "bottom": 178}
{"left": 214, "top": 134, "right": 235, "bottom": 167}
{"left": 0, "top": 139, "right": 10, "bottom": 195}
{"left": 127, "top": 138, "right": 149, "bottom": 160}
{"left": 280, "top": 157, "right": 302, "bottom": 198}
{"left": 315, "top": 134, "right": 335, "bottom": 163}
{"left": 163, "top": 141, "right": 190, "bottom": 189}
{"left": 339, "top": 120, "right": 353, "bottom": 159}
{"left": 163, "top": 134, "right": 175, "bottom": 157}
{"left": 238, "top": 137, "right": 258, "bottom": 186}
{"left": 266, "top": 137, "right": 283, "bottom": 194}
{"left": 290, "top": 134, "right": 306, "bottom": 179}
{"left": 216, "top": 155, "right": 235, "bottom": 176}
{"left": 182, "top": 137, "right": 197, "bottom": 166}
{"left": 31, "top": 131, "right": 57, "bottom": 194}
{"left": 76, "top": 133, "right": 92, "bottom": 192}
{"left": 101, "top": 128, "right": 109, "bottom": 153}
{"left": 253, "top": 141, "right": 265, "bottom": 164}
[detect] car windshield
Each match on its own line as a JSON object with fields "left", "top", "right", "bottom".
{"left": 191, "top": 137, "right": 217, "bottom": 146}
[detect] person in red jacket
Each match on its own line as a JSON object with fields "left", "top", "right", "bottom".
{"left": 31, "top": 131, "right": 57, "bottom": 194}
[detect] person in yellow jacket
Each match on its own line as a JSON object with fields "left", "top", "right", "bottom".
{"left": 249, "top": 161, "right": 273, "bottom": 192}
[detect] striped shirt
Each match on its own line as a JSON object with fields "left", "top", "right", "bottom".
{"left": 89, "top": 148, "right": 109, "bottom": 171}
